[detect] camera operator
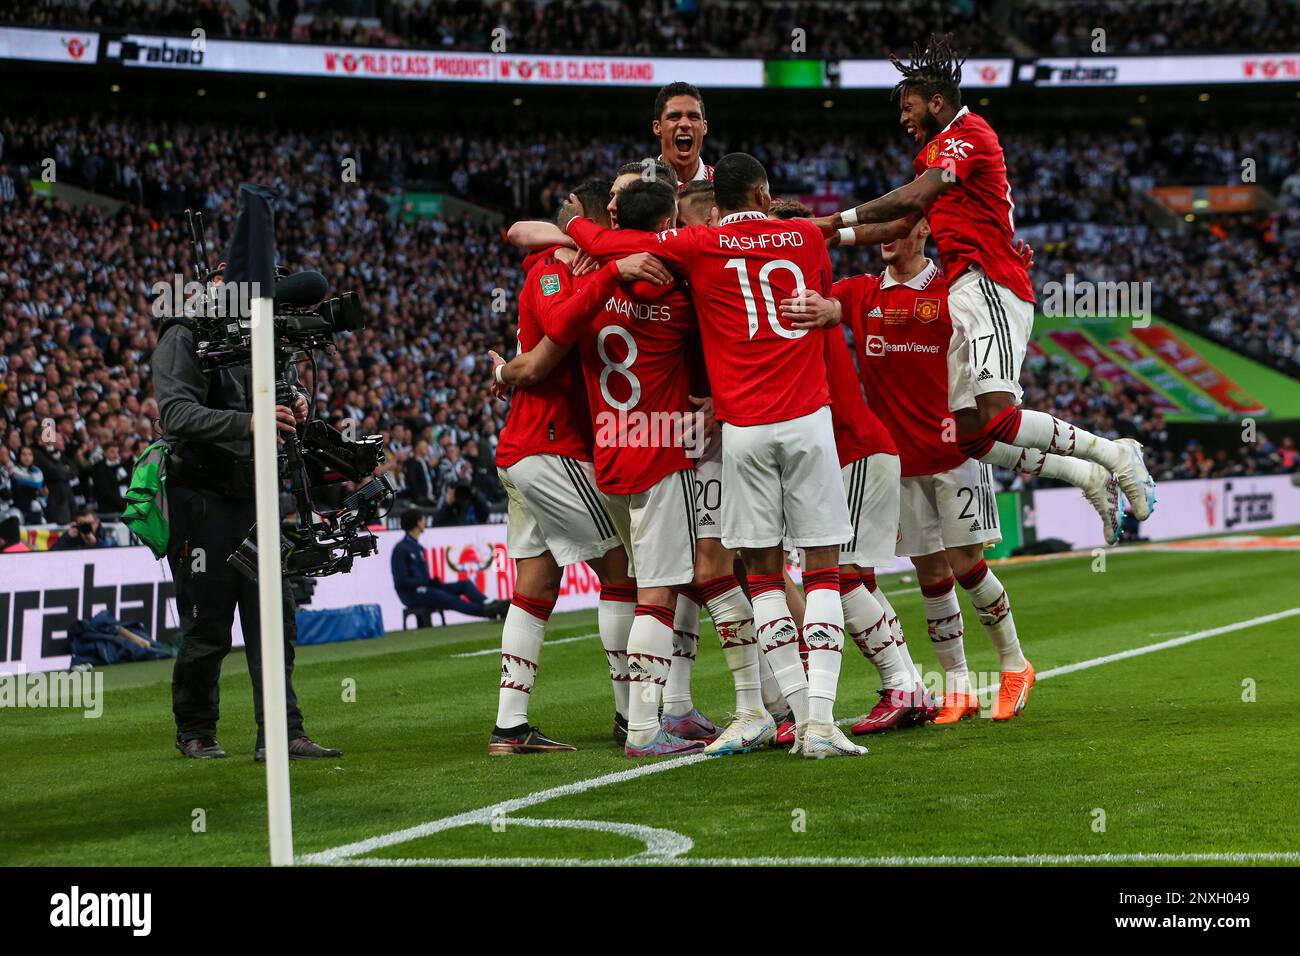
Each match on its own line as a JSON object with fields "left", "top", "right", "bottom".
{"left": 51, "top": 507, "right": 114, "bottom": 550}
{"left": 153, "top": 311, "right": 342, "bottom": 762}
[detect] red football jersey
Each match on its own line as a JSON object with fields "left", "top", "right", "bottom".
{"left": 823, "top": 324, "right": 897, "bottom": 467}
{"left": 833, "top": 260, "right": 965, "bottom": 478}
{"left": 913, "top": 107, "right": 1034, "bottom": 304}
{"left": 494, "top": 250, "right": 595, "bottom": 468}
{"left": 542, "top": 261, "right": 696, "bottom": 495}
{"left": 567, "top": 212, "right": 833, "bottom": 427}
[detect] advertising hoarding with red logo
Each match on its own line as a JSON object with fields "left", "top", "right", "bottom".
{"left": 0, "top": 26, "right": 98, "bottom": 65}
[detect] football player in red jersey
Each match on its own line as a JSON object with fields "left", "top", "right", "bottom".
{"left": 784, "top": 218, "right": 1037, "bottom": 723}
{"left": 559, "top": 153, "right": 866, "bottom": 758}
{"left": 497, "top": 174, "right": 774, "bottom": 756}
{"left": 819, "top": 35, "right": 1153, "bottom": 557}
{"left": 653, "top": 82, "right": 713, "bottom": 187}
{"left": 488, "top": 181, "right": 656, "bottom": 755}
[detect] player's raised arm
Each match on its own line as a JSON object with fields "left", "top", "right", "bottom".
{"left": 506, "top": 219, "right": 575, "bottom": 252}
{"left": 827, "top": 172, "right": 950, "bottom": 231}
{"left": 814, "top": 212, "right": 922, "bottom": 248}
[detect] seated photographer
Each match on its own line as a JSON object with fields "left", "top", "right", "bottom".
{"left": 51, "top": 507, "right": 114, "bottom": 550}
{"left": 392, "top": 510, "right": 507, "bottom": 619}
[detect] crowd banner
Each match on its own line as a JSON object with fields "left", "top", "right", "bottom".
{"left": 1021, "top": 52, "right": 1300, "bottom": 86}
{"left": 1029, "top": 473, "right": 1300, "bottom": 551}
{"left": 0, "top": 26, "right": 98, "bottom": 65}
{"left": 96, "top": 33, "right": 766, "bottom": 87}
{"left": 3, "top": 474, "right": 1297, "bottom": 673}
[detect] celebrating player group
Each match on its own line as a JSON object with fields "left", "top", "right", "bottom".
{"left": 485, "top": 34, "right": 1157, "bottom": 760}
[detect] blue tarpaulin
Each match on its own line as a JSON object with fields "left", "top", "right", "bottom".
{"left": 295, "top": 604, "right": 384, "bottom": 645}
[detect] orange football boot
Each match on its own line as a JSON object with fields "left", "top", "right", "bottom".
{"left": 993, "top": 661, "right": 1036, "bottom": 721}
{"left": 930, "top": 691, "right": 980, "bottom": 724}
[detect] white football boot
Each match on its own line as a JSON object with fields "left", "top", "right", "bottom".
{"left": 801, "top": 721, "right": 869, "bottom": 759}
{"left": 1080, "top": 461, "right": 1123, "bottom": 546}
{"left": 703, "top": 710, "right": 776, "bottom": 756}
{"left": 1113, "top": 437, "right": 1157, "bottom": 521}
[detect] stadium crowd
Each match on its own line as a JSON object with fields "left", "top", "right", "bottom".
{"left": 6, "top": 0, "right": 1300, "bottom": 55}
{"left": 1, "top": 108, "right": 1297, "bottom": 539}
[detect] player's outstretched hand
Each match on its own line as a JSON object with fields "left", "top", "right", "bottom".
{"left": 810, "top": 214, "right": 838, "bottom": 239}
{"left": 615, "top": 252, "right": 671, "bottom": 285}
{"left": 558, "top": 193, "right": 584, "bottom": 232}
{"left": 1014, "top": 239, "right": 1035, "bottom": 270}
{"left": 779, "top": 288, "right": 841, "bottom": 328}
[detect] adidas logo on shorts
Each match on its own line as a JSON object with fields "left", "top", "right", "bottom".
{"left": 699, "top": 513, "right": 715, "bottom": 526}
{"left": 977, "top": 368, "right": 993, "bottom": 381}
{"left": 970, "top": 519, "right": 981, "bottom": 532}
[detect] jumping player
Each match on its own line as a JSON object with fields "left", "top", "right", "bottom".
{"left": 819, "top": 35, "right": 1153, "bottom": 545}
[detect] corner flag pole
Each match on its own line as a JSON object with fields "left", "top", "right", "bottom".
{"left": 250, "top": 291, "right": 294, "bottom": 865}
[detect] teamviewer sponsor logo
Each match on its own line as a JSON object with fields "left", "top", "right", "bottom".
{"left": 864, "top": 334, "right": 886, "bottom": 357}
{"left": 50, "top": 886, "right": 151, "bottom": 936}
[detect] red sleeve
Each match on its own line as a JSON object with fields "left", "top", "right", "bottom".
{"left": 542, "top": 262, "right": 621, "bottom": 348}
{"left": 566, "top": 218, "right": 696, "bottom": 271}
{"left": 919, "top": 123, "right": 990, "bottom": 183}
{"left": 830, "top": 276, "right": 863, "bottom": 336}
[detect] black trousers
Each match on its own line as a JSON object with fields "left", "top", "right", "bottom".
{"left": 166, "top": 485, "right": 304, "bottom": 744}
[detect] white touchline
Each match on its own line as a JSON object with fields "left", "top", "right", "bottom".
{"left": 319, "top": 851, "right": 1300, "bottom": 867}
{"left": 304, "top": 606, "right": 1300, "bottom": 867}
{"left": 450, "top": 633, "right": 600, "bottom": 659}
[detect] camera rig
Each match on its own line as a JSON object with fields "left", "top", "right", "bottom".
{"left": 179, "top": 208, "right": 394, "bottom": 580}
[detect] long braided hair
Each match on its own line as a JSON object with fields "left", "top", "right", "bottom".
{"left": 890, "top": 34, "right": 966, "bottom": 109}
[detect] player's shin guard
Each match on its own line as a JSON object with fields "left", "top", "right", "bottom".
{"left": 626, "top": 604, "right": 675, "bottom": 747}
{"left": 863, "top": 571, "right": 922, "bottom": 689}
{"left": 957, "top": 559, "right": 1025, "bottom": 672}
{"left": 664, "top": 588, "right": 701, "bottom": 717}
{"left": 842, "top": 570, "right": 909, "bottom": 690}
{"left": 750, "top": 572, "right": 809, "bottom": 726}
{"left": 922, "top": 576, "right": 970, "bottom": 695}
{"left": 701, "top": 575, "right": 764, "bottom": 713}
{"left": 802, "top": 567, "right": 846, "bottom": 725}
{"left": 495, "top": 593, "right": 554, "bottom": 729}
{"left": 598, "top": 583, "right": 636, "bottom": 718}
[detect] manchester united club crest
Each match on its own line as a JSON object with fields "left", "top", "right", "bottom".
{"left": 915, "top": 298, "right": 940, "bottom": 322}
{"left": 926, "top": 141, "right": 940, "bottom": 165}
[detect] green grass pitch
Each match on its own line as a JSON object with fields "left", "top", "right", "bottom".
{"left": 3, "top": 537, "right": 1299, "bottom": 867}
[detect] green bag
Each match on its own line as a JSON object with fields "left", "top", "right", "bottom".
{"left": 121, "top": 439, "right": 172, "bottom": 559}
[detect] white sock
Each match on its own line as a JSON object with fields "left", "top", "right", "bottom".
{"left": 701, "top": 577, "right": 764, "bottom": 714}
{"left": 626, "top": 604, "right": 675, "bottom": 747}
{"left": 757, "top": 652, "right": 788, "bottom": 717}
{"left": 751, "top": 573, "right": 809, "bottom": 726}
{"left": 664, "top": 591, "right": 700, "bottom": 717}
{"left": 495, "top": 594, "right": 553, "bottom": 729}
{"left": 864, "top": 574, "right": 922, "bottom": 688}
{"left": 958, "top": 561, "right": 1026, "bottom": 672}
{"left": 598, "top": 584, "right": 636, "bottom": 718}
{"left": 1015, "top": 408, "right": 1122, "bottom": 471}
{"left": 801, "top": 568, "right": 846, "bottom": 725}
{"left": 923, "top": 578, "right": 970, "bottom": 695}
{"left": 986, "top": 441, "right": 1094, "bottom": 487}
{"left": 842, "top": 573, "right": 909, "bottom": 690}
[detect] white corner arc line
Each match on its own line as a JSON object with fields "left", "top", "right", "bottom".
{"left": 451, "top": 632, "right": 599, "bottom": 659}
{"left": 305, "top": 607, "right": 1299, "bottom": 867}
{"left": 299, "top": 753, "right": 710, "bottom": 864}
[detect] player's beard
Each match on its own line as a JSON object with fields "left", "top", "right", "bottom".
{"left": 921, "top": 111, "right": 942, "bottom": 142}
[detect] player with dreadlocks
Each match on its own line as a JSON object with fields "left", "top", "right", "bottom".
{"left": 803, "top": 34, "right": 1157, "bottom": 721}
